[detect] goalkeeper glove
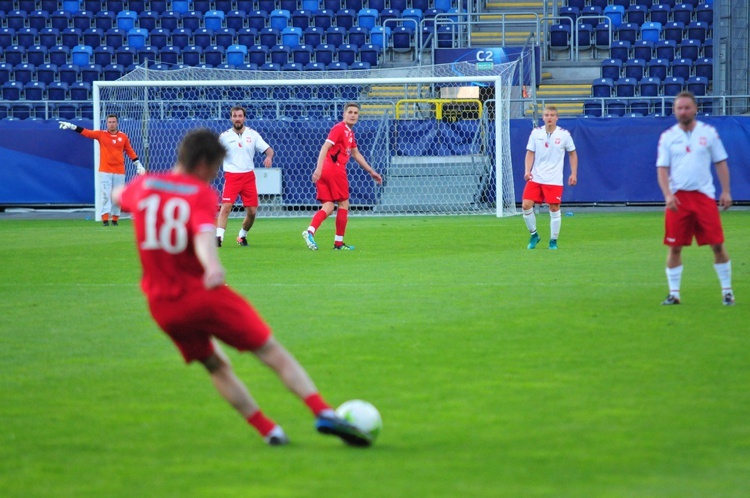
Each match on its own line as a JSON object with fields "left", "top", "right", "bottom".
{"left": 59, "top": 121, "right": 76, "bottom": 130}
{"left": 134, "top": 160, "right": 146, "bottom": 175}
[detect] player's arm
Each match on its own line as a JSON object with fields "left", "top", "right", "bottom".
{"left": 194, "top": 230, "right": 226, "bottom": 289}
{"left": 351, "top": 147, "right": 382, "bottom": 185}
{"left": 262, "top": 146, "right": 274, "bottom": 168}
{"left": 59, "top": 121, "right": 87, "bottom": 135}
{"left": 657, "top": 166, "right": 678, "bottom": 212}
{"left": 312, "top": 140, "right": 334, "bottom": 182}
{"left": 122, "top": 137, "right": 146, "bottom": 174}
{"left": 714, "top": 159, "right": 732, "bottom": 210}
{"left": 524, "top": 150, "right": 535, "bottom": 181}
{"left": 567, "top": 149, "right": 578, "bottom": 186}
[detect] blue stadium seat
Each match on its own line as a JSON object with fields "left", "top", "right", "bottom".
{"left": 205, "top": 10, "right": 226, "bottom": 31}
{"left": 73, "top": 11, "right": 94, "bottom": 31}
{"left": 371, "top": 26, "right": 391, "bottom": 50}
{"left": 593, "top": 23, "right": 612, "bottom": 56}
{"left": 640, "top": 21, "right": 662, "bottom": 43}
{"left": 687, "top": 21, "right": 708, "bottom": 44}
{"left": 378, "top": 8, "right": 401, "bottom": 26}
{"left": 148, "top": 28, "right": 170, "bottom": 49}
{"left": 703, "top": 38, "right": 713, "bottom": 58}
{"left": 158, "top": 46, "right": 181, "bottom": 65}
{"left": 61, "top": 28, "right": 82, "bottom": 49}
{"left": 50, "top": 10, "right": 73, "bottom": 31}
{"left": 80, "top": 65, "right": 101, "bottom": 84}
{"left": 647, "top": 58, "right": 669, "bottom": 80}
{"left": 38, "top": 28, "right": 60, "bottom": 49}
{"left": 632, "top": 40, "right": 654, "bottom": 62}
{"left": 672, "top": 3, "right": 693, "bottom": 26}
{"left": 257, "top": 0, "right": 276, "bottom": 11}
{"left": 606, "top": 99, "right": 627, "bottom": 117}
{"left": 103, "top": 63, "right": 125, "bottom": 80}
{"left": 270, "top": 44, "right": 290, "bottom": 64}
{"left": 591, "top": 77, "right": 614, "bottom": 98}
{"left": 270, "top": 9, "right": 291, "bottom": 30}
{"left": 314, "top": 43, "right": 335, "bottom": 65}
{"left": 337, "top": 43, "right": 357, "bottom": 65}
{"left": 325, "top": 26, "right": 346, "bottom": 47}
{"left": 116, "top": 11, "right": 137, "bottom": 31}
{"left": 115, "top": 46, "right": 137, "bottom": 66}
{"left": 171, "top": 0, "right": 190, "bottom": 14}
{"left": 16, "top": 28, "right": 38, "bottom": 48}
{"left": 549, "top": 24, "right": 572, "bottom": 55}
{"left": 49, "top": 45, "right": 71, "bottom": 66}
{"left": 671, "top": 58, "right": 693, "bottom": 80}
{"left": 324, "top": 0, "right": 341, "bottom": 10}
{"left": 625, "top": 5, "right": 647, "bottom": 26}
{"left": 226, "top": 44, "right": 248, "bottom": 66}
{"left": 391, "top": 26, "right": 415, "bottom": 56}
{"left": 282, "top": 26, "right": 302, "bottom": 47}
{"left": 259, "top": 27, "right": 281, "bottom": 47}
{"left": 655, "top": 39, "right": 677, "bottom": 61}
{"left": 0, "top": 63, "right": 11, "bottom": 85}
{"left": 127, "top": 28, "right": 148, "bottom": 49}
{"left": 694, "top": 57, "right": 712, "bottom": 80}
{"left": 357, "top": 8, "right": 378, "bottom": 30}
{"left": 4, "top": 45, "right": 26, "bottom": 66}
{"left": 105, "top": 27, "right": 126, "bottom": 48}
{"left": 27, "top": 46, "right": 48, "bottom": 67}
{"left": 390, "top": 0, "right": 407, "bottom": 12}
{"left": 214, "top": 28, "right": 236, "bottom": 48}
{"left": 616, "top": 23, "right": 638, "bottom": 45}
{"left": 695, "top": 4, "right": 713, "bottom": 25}
{"left": 313, "top": 9, "right": 334, "bottom": 30}
{"left": 350, "top": 61, "right": 371, "bottom": 71}
{"left": 603, "top": 5, "right": 625, "bottom": 28}
{"left": 62, "top": 0, "right": 82, "bottom": 13}
{"left": 260, "top": 62, "right": 281, "bottom": 71}
{"left": 36, "top": 63, "right": 58, "bottom": 85}
{"left": 629, "top": 99, "right": 651, "bottom": 116}
{"left": 11, "top": 102, "right": 34, "bottom": 120}
{"left": 71, "top": 45, "right": 93, "bottom": 66}
{"left": 83, "top": 27, "right": 104, "bottom": 47}
{"left": 600, "top": 58, "right": 622, "bottom": 81}
{"left": 686, "top": 75, "right": 708, "bottom": 96}
{"left": 303, "top": 27, "right": 324, "bottom": 47}
{"left": 193, "top": 28, "right": 214, "bottom": 49}
{"left": 215, "top": 1, "right": 234, "bottom": 13}
{"left": 0, "top": 28, "right": 16, "bottom": 49}
{"left": 638, "top": 76, "right": 661, "bottom": 97}
{"left": 95, "top": 11, "right": 116, "bottom": 31}
{"left": 59, "top": 63, "right": 80, "bottom": 84}
{"left": 237, "top": 28, "right": 258, "bottom": 47}
{"left": 662, "top": 76, "right": 684, "bottom": 96}
{"left": 48, "top": 81, "right": 69, "bottom": 100}
{"left": 24, "top": 81, "right": 46, "bottom": 101}
{"left": 282, "top": 62, "right": 303, "bottom": 72}
{"left": 663, "top": 21, "right": 684, "bottom": 43}
{"left": 236, "top": 1, "right": 255, "bottom": 13}
{"left": 128, "top": 0, "right": 147, "bottom": 13}
{"left": 577, "top": 24, "right": 594, "bottom": 53}
{"left": 29, "top": 11, "right": 50, "bottom": 31}
{"left": 649, "top": 4, "right": 670, "bottom": 26}
{"left": 614, "top": 77, "right": 637, "bottom": 97}
{"left": 358, "top": 43, "right": 381, "bottom": 66}
{"left": 248, "top": 45, "right": 269, "bottom": 66}
{"left": 559, "top": 6, "right": 579, "bottom": 27}
{"left": 193, "top": 0, "right": 212, "bottom": 14}
{"left": 159, "top": 11, "right": 180, "bottom": 31}
{"left": 181, "top": 11, "right": 202, "bottom": 31}
{"left": 609, "top": 40, "right": 630, "bottom": 62}
{"left": 335, "top": 9, "right": 356, "bottom": 30}
{"left": 247, "top": 11, "right": 268, "bottom": 31}
{"left": 623, "top": 57, "right": 646, "bottom": 80}
{"left": 583, "top": 99, "right": 603, "bottom": 117}
{"left": 6, "top": 10, "right": 27, "bottom": 31}
{"left": 137, "top": 11, "right": 159, "bottom": 31}
{"left": 13, "top": 63, "right": 35, "bottom": 84}
{"left": 679, "top": 38, "right": 701, "bottom": 61}
{"left": 327, "top": 61, "right": 348, "bottom": 71}
{"left": 402, "top": 8, "right": 423, "bottom": 29}
{"left": 226, "top": 11, "right": 247, "bottom": 31}
{"left": 292, "top": 44, "right": 313, "bottom": 65}
{"left": 171, "top": 28, "right": 192, "bottom": 49}
{"left": 346, "top": 0, "right": 364, "bottom": 10}
{"left": 348, "top": 26, "right": 369, "bottom": 48}
{"left": 203, "top": 45, "right": 225, "bottom": 67}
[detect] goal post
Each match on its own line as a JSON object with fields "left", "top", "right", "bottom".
{"left": 92, "top": 61, "right": 522, "bottom": 219}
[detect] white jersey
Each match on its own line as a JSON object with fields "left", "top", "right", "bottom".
{"left": 526, "top": 125, "right": 576, "bottom": 186}
{"left": 219, "top": 127, "right": 270, "bottom": 173}
{"left": 656, "top": 120, "right": 728, "bottom": 198}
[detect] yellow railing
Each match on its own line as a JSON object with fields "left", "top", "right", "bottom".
{"left": 395, "top": 99, "right": 483, "bottom": 120}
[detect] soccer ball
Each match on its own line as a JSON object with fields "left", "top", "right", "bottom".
{"left": 336, "top": 400, "right": 382, "bottom": 446}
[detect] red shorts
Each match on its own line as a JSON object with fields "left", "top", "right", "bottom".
{"left": 522, "top": 181, "right": 564, "bottom": 205}
{"left": 221, "top": 171, "right": 258, "bottom": 207}
{"left": 664, "top": 190, "right": 724, "bottom": 247}
{"left": 148, "top": 285, "right": 271, "bottom": 363}
{"left": 316, "top": 167, "right": 349, "bottom": 202}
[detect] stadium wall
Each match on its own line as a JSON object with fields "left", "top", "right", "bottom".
{"left": 2, "top": 117, "right": 749, "bottom": 207}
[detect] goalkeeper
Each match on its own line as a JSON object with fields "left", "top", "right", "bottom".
{"left": 60, "top": 115, "right": 144, "bottom": 226}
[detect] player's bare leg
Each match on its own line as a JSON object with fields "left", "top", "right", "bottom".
{"left": 711, "top": 243, "right": 734, "bottom": 305}
{"left": 303, "top": 201, "right": 335, "bottom": 250}
{"left": 216, "top": 202, "right": 233, "bottom": 247}
{"left": 200, "top": 342, "right": 288, "bottom": 445}
{"left": 237, "top": 206, "right": 256, "bottom": 246}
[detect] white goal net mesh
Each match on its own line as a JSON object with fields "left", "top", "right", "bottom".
{"left": 94, "top": 61, "right": 520, "bottom": 218}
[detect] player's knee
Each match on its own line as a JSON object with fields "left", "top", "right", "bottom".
{"left": 201, "top": 352, "right": 227, "bottom": 374}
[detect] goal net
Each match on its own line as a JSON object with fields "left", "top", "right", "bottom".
{"left": 93, "top": 60, "right": 521, "bottom": 219}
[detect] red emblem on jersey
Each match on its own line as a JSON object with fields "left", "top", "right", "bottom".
{"left": 555, "top": 138, "right": 561, "bottom": 145}
{"left": 700, "top": 137, "right": 707, "bottom": 146}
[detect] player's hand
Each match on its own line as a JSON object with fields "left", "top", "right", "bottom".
{"left": 203, "top": 264, "right": 226, "bottom": 289}
{"left": 312, "top": 169, "right": 322, "bottom": 183}
{"left": 568, "top": 174, "right": 577, "bottom": 186}
{"left": 719, "top": 192, "right": 732, "bottom": 211}
{"left": 524, "top": 172, "right": 533, "bottom": 181}
{"left": 665, "top": 193, "right": 680, "bottom": 212}
{"left": 134, "top": 160, "right": 146, "bottom": 175}
{"left": 371, "top": 170, "right": 383, "bottom": 185}
{"left": 58, "top": 121, "right": 76, "bottom": 130}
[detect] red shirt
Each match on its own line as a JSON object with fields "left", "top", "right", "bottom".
{"left": 323, "top": 121, "right": 357, "bottom": 172}
{"left": 119, "top": 173, "right": 218, "bottom": 301}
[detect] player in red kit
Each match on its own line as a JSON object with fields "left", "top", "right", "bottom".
{"left": 113, "top": 128, "right": 370, "bottom": 446}
{"left": 302, "top": 102, "right": 382, "bottom": 250}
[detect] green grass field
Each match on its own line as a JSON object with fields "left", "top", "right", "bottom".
{"left": 1, "top": 212, "right": 749, "bottom": 497}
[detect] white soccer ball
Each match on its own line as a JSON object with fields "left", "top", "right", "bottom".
{"left": 336, "top": 399, "right": 382, "bottom": 445}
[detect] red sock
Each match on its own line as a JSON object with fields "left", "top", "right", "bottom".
{"left": 102, "top": 213, "right": 109, "bottom": 222}
{"left": 304, "top": 393, "right": 332, "bottom": 416}
{"left": 310, "top": 209, "right": 328, "bottom": 232}
{"left": 335, "top": 208, "right": 348, "bottom": 243}
{"left": 112, "top": 215, "right": 119, "bottom": 222}
{"left": 247, "top": 410, "right": 276, "bottom": 437}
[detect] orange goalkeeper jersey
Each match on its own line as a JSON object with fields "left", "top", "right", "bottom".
{"left": 81, "top": 129, "right": 138, "bottom": 174}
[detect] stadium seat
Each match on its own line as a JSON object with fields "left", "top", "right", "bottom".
{"left": 5, "top": 10, "right": 27, "bottom": 32}
{"left": 3, "top": 45, "right": 26, "bottom": 66}
{"left": 625, "top": 5, "right": 647, "bottom": 26}
{"left": 16, "top": 27, "right": 38, "bottom": 48}
{"left": 703, "top": 38, "right": 713, "bottom": 59}
{"left": 630, "top": 99, "right": 651, "bottom": 115}
{"left": 649, "top": 4, "right": 670, "bottom": 26}
{"left": 24, "top": 81, "right": 46, "bottom": 101}
{"left": 325, "top": 26, "right": 346, "bottom": 47}
{"left": 0, "top": 28, "right": 15, "bottom": 49}
{"left": 593, "top": 23, "right": 612, "bottom": 56}
{"left": 358, "top": 44, "right": 382, "bottom": 66}
{"left": 663, "top": 21, "right": 685, "bottom": 43}
{"left": 577, "top": 24, "right": 594, "bottom": 53}
{"left": 248, "top": 45, "right": 269, "bottom": 66}
{"left": 128, "top": 0, "right": 146, "bottom": 13}
{"left": 694, "top": 57, "right": 713, "bottom": 80}
{"left": 226, "top": 44, "right": 247, "bottom": 67}
{"left": 213, "top": 28, "right": 235, "bottom": 49}
{"left": 606, "top": 99, "right": 627, "bottom": 117}
{"left": 10, "top": 102, "right": 34, "bottom": 120}
{"left": 655, "top": 39, "right": 677, "bottom": 61}
{"left": 640, "top": 22, "right": 662, "bottom": 43}
{"left": 203, "top": 46, "right": 225, "bottom": 67}
{"left": 127, "top": 28, "right": 148, "bottom": 49}
{"left": 0, "top": 63, "right": 11, "bottom": 85}
{"left": 159, "top": 11, "right": 180, "bottom": 31}
{"left": 181, "top": 11, "right": 202, "bottom": 31}
{"left": 115, "top": 46, "right": 137, "bottom": 66}
{"left": 36, "top": 63, "right": 58, "bottom": 85}
{"left": 236, "top": 1, "right": 255, "bottom": 13}
{"left": 237, "top": 28, "right": 258, "bottom": 47}
{"left": 337, "top": 44, "right": 357, "bottom": 65}
{"left": 260, "top": 62, "right": 281, "bottom": 71}
{"left": 672, "top": 4, "right": 693, "bottom": 26}
{"left": 378, "top": 8, "right": 401, "bottom": 26}
{"left": 158, "top": 46, "right": 181, "bottom": 65}
{"left": 303, "top": 61, "right": 325, "bottom": 71}
{"left": 663, "top": 76, "right": 684, "bottom": 96}
{"left": 13, "top": 63, "right": 35, "bottom": 85}
{"left": 2, "top": 80, "right": 23, "bottom": 101}
{"left": 687, "top": 21, "right": 709, "bottom": 44}
{"left": 146, "top": 28, "right": 169, "bottom": 49}
{"left": 270, "top": 44, "right": 291, "bottom": 64}
{"left": 291, "top": 44, "right": 313, "bottom": 65}
{"left": 614, "top": 77, "right": 637, "bottom": 97}
{"left": 83, "top": 27, "right": 104, "bottom": 47}
{"left": 609, "top": 40, "right": 631, "bottom": 62}
{"left": 348, "top": 26, "right": 369, "bottom": 48}
{"left": 324, "top": 0, "right": 342, "bottom": 10}
{"left": 549, "top": 25, "right": 572, "bottom": 56}
{"left": 623, "top": 58, "right": 646, "bottom": 80}
{"left": 616, "top": 23, "right": 638, "bottom": 45}
{"left": 226, "top": 11, "right": 247, "bottom": 31}
{"left": 71, "top": 45, "right": 93, "bottom": 67}
{"left": 357, "top": 8, "right": 378, "bottom": 30}
{"left": 583, "top": 99, "right": 603, "bottom": 117}
{"left": 247, "top": 11, "right": 268, "bottom": 31}
{"left": 94, "top": 11, "right": 116, "bottom": 31}
{"left": 259, "top": 27, "right": 281, "bottom": 47}
{"left": 55, "top": 102, "right": 80, "bottom": 120}
{"left": 137, "top": 11, "right": 159, "bottom": 31}
{"left": 27, "top": 46, "right": 48, "bottom": 67}
{"left": 137, "top": 46, "right": 158, "bottom": 65}
{"left": 647, "top": 58, "right": 669, "bottom": 80}
{"left": 671, "top": 58, "right": 693, "bottom": 80}
{"left": 346, "top": 0, "right": 364, "bottom": 10}
{"left": 103, "top": 63, "right": 124, "bottom": 80}
{"left": 60, "top": 64, "right": 80, "bottom": 84}
{"left": 371, "top": 26, "right": 391, "bottom": 51}
{"left": 695, "top": 4, "right": 714, "bottom": 25}
{"left": 270, "top": 9, "right": 291, "bottom": 31}
{"left": 61, "top": 28, "right": 83, "bottom": 49}
{"left": 335, "top": 9, "right": 356, "bottom": 30}
{"left": 591, "top": 77, "right": 614, "bottom": 98}
{"left": 686, "top": 75, "right": 708, "bottom": 96}
{"left": 632, "top": 40, "right": 654, "bottom": 62}
{"left": 638, "top": 76, "right": 662, "bottom": 97}
{"left": 314, "top": 43, "right": 335, "bottom": 65}
{"left": 257, "top": 0, "right": 276, "bottom": 11}
{"left": 327, "top": 61, "right": 348, "bottom": 71}
{"left": 47, "top": 81, "right": 69, "bottom": 100}
{"left": 313, "top": 9, "right": 334, "bottom": 30}
{"left": 105, "top": 27, "right": 126, "bottom": 48}
{"left": 603, "top": 5, "right": 625, "bottom": 28}
{"left": 50, "top": 10, "right": 73, "bottom": 31}
{"left": 171, "top": 28, "right": 192, "bottom": 49}
{"left": 171, "top": 0, "right": 190, "bottom": 14}
{"left": 116, "top": 11, "right": 138, "bottom": 31}
{"left": 600, "top": 58, "right": 622, "bottom": 81}
{"left": 193, "top": 28, "right": 214, "bottom": 49}
{"left": 350, "top": 61, "right": 371, "bottom": 71}
{"left": 559, "top": 6, "right": 579, "bottom": 27}
{"left": 193, "top": 0, "right": 212, "bottom": 14}
{"left": 29, "top": 10, "right": 50, "bottom": 31}
{"left": 303, "top": 27, "right": 324, "bottom": 47}
{"left": 49, "top": 46, "right": 71, "bottom": 66}
{"left": 282, "top": 27, "right": 302, "bottom": 47}
{"left": 392, "top": 25, "right": 415, "bottom": 54}
{"left": 679, "top": 39, "right": 701, "bottom": 61}
{"left": 72, "top": 80, "right": 93, "bottom": 99}
{"left": 62, "top": 0, "right": 82, "bottom": 13}
{"left": 73, "top": 11, "right": 94, "bottom": 31}
{"left": 205, "top": 10, "right": 226, "bottom": 32}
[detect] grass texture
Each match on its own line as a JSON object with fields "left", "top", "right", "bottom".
{"left": 1, "top": 212, "right": 749, "bottom": 497}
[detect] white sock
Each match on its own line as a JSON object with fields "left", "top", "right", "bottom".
{"left": 263, "top": 425, "right": 287, "bottom": 444}
{"left": 216, "top": 227, "right": 225, "bottom": 239}
{"left": 523, "top": 208, "right": 536, "bottom": 233}
{"left": 239, "top": 228, "right": 248, "bottom": 238}
{"left": 550, "top": 210, "right": 562, "bottom": 240}
{"left": 307, "top": 226, "right": 316, "bottom": 234}
{"left": 714, "top": 261, "right": 732, "bottom": 295}
{"left": 666, "top": 265, "right": 683, "bottom": 298}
